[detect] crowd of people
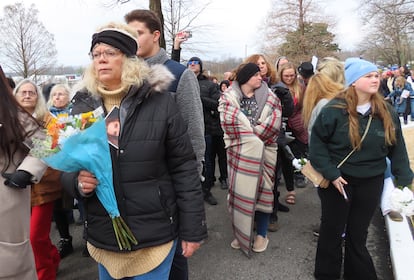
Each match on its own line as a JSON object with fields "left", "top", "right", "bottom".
{"left": 1, "top": 8, "right": 414, "bottom": 280}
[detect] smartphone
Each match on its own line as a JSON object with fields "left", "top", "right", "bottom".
{"left": 177, "top": 31, "right": 192, "bottom": 39}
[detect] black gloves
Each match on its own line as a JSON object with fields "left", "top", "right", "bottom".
{"left": 272, "top": 85, "right": 290, "bottom": 98}
{"left": 271, "top": 82, "right": 294, "bottom": 118}
{"left": 2, "top": 170, "right": 33, "bottom": 188}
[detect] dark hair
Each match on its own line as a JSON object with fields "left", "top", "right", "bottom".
{"left": 124, "top": 9, "right": 162, "bottom": 33}
{"left": 219, "top": 80, "right": 230, "bottom": 91}
{"left": 6, "top": 77, "right": 15, "bottom": 89}
{"left": 0, "top": 66, "right": 37, "bottom": 172}
{"left": 42, "top": 83, "right": 56, "bottom": 100}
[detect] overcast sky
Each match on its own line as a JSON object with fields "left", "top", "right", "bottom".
{"left": 0, "top": 0, "right": 363, "bottom": 67}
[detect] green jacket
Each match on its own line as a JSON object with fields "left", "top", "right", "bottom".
{"left": 309, "top": 98, "right": 413, "bottom": 186}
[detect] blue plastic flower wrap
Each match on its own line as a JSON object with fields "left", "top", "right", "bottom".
{"left": 35, "top": 115, "right": 137, "bottom": 250}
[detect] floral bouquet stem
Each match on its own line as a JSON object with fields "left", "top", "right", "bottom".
{"left": 112, "top": 216, "right": 138, "bottom": 250}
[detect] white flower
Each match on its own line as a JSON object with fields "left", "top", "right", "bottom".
{"left": 292, "top": 158, "right": 307, "bottom": 171}
{"left": 58, "top": 125, "right": 80, "bottom": 146}
{"left": 390, "top": 187, "right": 414, "bottom": 215}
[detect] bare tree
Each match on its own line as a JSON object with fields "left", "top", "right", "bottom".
{"left": 359, "top": 0, "right": 414, "bottom": 66}
{"left": 162, "top": 0, "right": 211, "bottom": 56}
{"left": 149, "top": 0, "right": 166, "bottom": 48}
{"left": 113, "top": 0, "right": 211, "bottom": 61}
{"left": 0, "top": 3, "right": 57, "bottom": 79}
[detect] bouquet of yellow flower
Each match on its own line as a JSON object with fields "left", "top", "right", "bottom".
{"left": 31, "top": 111, "right": 98, "bottom": 158}
{"left": 31, "top": 109, "right": 138, "bottom": 250}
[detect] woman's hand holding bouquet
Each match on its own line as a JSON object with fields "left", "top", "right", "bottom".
{"left": 30, "top": 109, "right": 137, "bottom": 250}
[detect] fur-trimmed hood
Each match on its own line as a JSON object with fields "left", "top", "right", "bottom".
{"left": 147, "top": 64, "right": 174, "bottom": 93}
{"left": 72, "top": 63, "right": 175, "bottom": 103}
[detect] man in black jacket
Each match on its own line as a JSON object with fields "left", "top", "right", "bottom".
{"left": 268, "top": 83, "right": 295, "bottom": 232}
{"left": 187, "top": 56, "right": 227, "bottom": 205}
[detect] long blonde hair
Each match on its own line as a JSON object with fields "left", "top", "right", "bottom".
{"left": 336, "top": 87, "right": 396, "bottom": 149}
{"left": 302, "top": 73, "right": 344, "bottom": 128}
{"left": 302, "top": 58, "right": 345, "bottom": 128}
{"left": 316, "top": 57, "right": 345, "bottom": 85}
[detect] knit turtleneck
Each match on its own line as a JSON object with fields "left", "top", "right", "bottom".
{"left": 98, "top": 85, "right": 128, "bottom": 113}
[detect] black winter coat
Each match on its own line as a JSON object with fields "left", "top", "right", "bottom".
{"left": 61, "top": 82, "right": 207, "bottom": 252}
{"left": 198, "top": 74, "right": 223, "bottom": 136}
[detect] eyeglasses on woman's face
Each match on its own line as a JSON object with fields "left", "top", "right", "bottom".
{"left": 16, "top": 90, "right": 37, "bottom": 97}
{"left": 89, "top": 48, "right": 121, "bottom": 60}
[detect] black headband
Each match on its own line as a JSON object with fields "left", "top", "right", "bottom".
{"left": 90, "top": 29, "right": 137, "bottom": 57}
{"left": 236, "top": 63, "right": 260, "bottom": 85}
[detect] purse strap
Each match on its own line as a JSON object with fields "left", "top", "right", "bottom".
{"left": 337, "top": 114, "right": 372, "bottom": 168}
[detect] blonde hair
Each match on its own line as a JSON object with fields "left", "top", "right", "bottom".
{"left": 336, "top": 87, "right": 396, "bottom": 149}
{"left": 394, "top": 76, "right": 406, "bottom": 88}
{"left": 302, "top": 73, "right": 344, "bottom": 128}
{"left": 13, "top": 79, "right": 48, "bottom": 120}
{"left": 316, "top": 57, "right": 345, "bottom": 85}
{"left": 47, "top": 83, "right": 71, "bottom": 108}
{"left": 302, "top": 58, "right": 346, "bottom": 128}
{"left": 76, "top": 22, "right": 151, "bottom": 96}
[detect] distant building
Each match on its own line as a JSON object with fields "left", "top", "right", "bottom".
{"left": 10, "top": 73, "right": 82, "bottom": 89}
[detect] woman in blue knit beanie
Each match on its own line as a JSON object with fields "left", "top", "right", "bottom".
{"left": 310, "top": 57, "right": 413, "bottom": 280}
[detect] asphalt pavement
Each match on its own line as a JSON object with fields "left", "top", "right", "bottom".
{"left": 52, "top": 178, "right": 394, "bottom": 280}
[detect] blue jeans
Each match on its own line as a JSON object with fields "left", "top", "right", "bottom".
{"left": 98, "top": 240, "right": 177, "bottom": 280}
{"left": 255, "top": 211, "right": 270, "bottom": 237}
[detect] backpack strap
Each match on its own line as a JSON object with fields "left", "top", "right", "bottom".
{"left": 163, "top": 59, "right": 186, "bottom": 93}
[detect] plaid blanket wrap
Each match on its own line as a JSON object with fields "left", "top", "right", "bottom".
{"left": 218, "top": 84, "right": 282, "bottom": 256}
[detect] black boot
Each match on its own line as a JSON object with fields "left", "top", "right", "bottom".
{"left": 202, "top": 177, "right": 217, "bottom": 205}
{"left": 204, "top": 192, "right": 218, "bottom": 205}
{"left": 57, "top": 236, "right": 73, "bottom": 259}
{"left": 219, "top": 178, "right": 229, "bottom": 189}
{"left": 278, "top": 202, "right": 290, "bottom": 212}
